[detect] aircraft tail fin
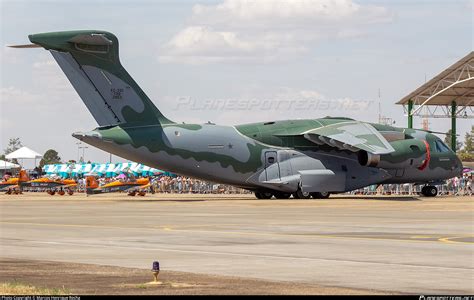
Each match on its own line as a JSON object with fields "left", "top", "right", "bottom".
{"left": 19, "top": 170, "right": 29, "bottom": 183}
{"left": 85, "top": 176, "right": 99, "bottom": 195}
{"left": 27, "top": 30, "right": 173, "bottom": 126}
{"left": 85, "top": 176, "right": 99, "bottom": 191}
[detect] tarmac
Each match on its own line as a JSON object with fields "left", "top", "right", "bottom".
{"left": 0, "top": 193, "right": 473, "bottom": 294}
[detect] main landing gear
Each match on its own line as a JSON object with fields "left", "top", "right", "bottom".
{"left": 254, "top": 191, "right": 273, "bottom": 199}
{"left": 128, "top": 190, "right": 147, "bottom": 196}
{"left": 254, "top": 189, "right": 330, "bottom": 200}
{"left": 46, "top": 188, "right": 74, "bottom": 196}
{"left": 310, "top": 191, "right": 330, "bottom": 199}
{"left": 420, "top": 185, "right": 438, "bottom": 197}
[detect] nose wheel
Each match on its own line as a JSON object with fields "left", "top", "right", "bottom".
{"left": 421, "top": 185, "right": 438, "bottom": 197}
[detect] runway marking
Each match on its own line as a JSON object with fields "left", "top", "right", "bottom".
{"left": 3, "top": 238, "right": 472, "bottom": 271}
{"left": 438, "top": 236, "right": 474, "bottom": 244}
{"left": 2, "top": 221, "right": 472, "bottom": 245}
{"left": 0, "top": 221, "right": 139, "bottom": 231}
{"left": 164, "top": 227, "right": 474, "bottom": 245}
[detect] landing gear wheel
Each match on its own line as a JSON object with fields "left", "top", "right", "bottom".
{"left": 255, "top": 191, "right": 273, "bottom": 199}
{"left": 68, "top": 190, "right": 74, "bottom": 195}
{"left": 273, "top": 192, "right": 291, "bottom": 199}
{"left": 293, "top": 189, "right": 311, "bottom": 199}
{"left": 58, "top": 190, "right": 65, "bottom": 196}
{"left": 128, "top": 191, "right": 137, "bottom": 196}
{"left": 138, "top": 191, "right": 146, "bottom": 196}
{"left": 47, "top": 190, "right": 56, "bottom": 195}
{"left": 421, "top": 186, "right": 438, "bottom": 197}
{"left": 311, "top": 192, "right": 330, "bottom": 199}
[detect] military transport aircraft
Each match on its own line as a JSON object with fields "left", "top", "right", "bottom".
{"left": 12, "top": 30, "right": 463, "bottom": 198}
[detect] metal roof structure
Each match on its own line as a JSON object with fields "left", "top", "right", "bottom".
{"left": 397, "top": 51, "right": 474, "bottom": 118}
{"left": 396, "top": 52, "right": 474, "bottom": 151}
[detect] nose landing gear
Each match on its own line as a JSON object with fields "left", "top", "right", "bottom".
{"left": 421, "top": 185, "right": 438, "bottom": 197}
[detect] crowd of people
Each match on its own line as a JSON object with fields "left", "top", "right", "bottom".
{"left": 82, "top": 174, "right": 472, "bottom": 196}
{"left": 73, "top": 175, "right": 252, "bottom": 194}
{"left": 4, "top": 170, "right": 472, "bottom": 196}
{"left": 350, "top": 174, "right": 473, "bottom": 196}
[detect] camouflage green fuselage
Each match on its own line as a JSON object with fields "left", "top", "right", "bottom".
{"left": 74, "top": 118, "right": 462, "bottom": 194}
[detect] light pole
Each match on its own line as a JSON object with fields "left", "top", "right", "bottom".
{"left": 75, "top": 141, "right": 82, "bottom": 162}
{"left": 79, "top": 146, "right": 88, "bottom": 163}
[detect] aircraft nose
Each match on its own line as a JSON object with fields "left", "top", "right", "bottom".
{"left": 450, "top": 155, "right": 463, "bottom": 177}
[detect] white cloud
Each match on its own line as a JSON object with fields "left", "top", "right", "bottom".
{"left": 159, "top": 0, "right": 392, "bottom": 64}
{"left": 159, "top": 26, "right": 307, "bottom": 64}
{"left": 191, "top": 0, "right": 388, "bottom": 24}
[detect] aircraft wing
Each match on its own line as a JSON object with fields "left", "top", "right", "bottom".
{"left": 281, "top": 121, "right": 395, "bottom": 154}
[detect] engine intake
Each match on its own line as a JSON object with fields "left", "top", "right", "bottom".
{"left": 358, "top": 139, "right": 428, "bottom": 169}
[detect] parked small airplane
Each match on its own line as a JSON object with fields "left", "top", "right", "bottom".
{"left": 14, "top": 30, "right": 463, "bottom": 198}
{"left": 19, "top": 170, "right": 77, "bottom": 195}
{"left": 0, "top": 177, "right": 20, "bottom": 194}
{"left": 85, "top": 176, "right": 150, "bottom": 196}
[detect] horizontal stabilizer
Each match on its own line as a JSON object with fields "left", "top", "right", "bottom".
{"left": 7, "top": 44, "right": 41, "bottom": 48}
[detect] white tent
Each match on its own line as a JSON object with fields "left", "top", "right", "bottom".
{"left": 5, "top": 146, "right": 43, "bottom": 169}
{"left": 5, "top": 147, "right": 42, "bottom": 159}
{"left": 0, "top": 159, "right": 20, "bottom": 170}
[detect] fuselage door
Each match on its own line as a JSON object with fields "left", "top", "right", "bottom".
{"left": 264, "top": 151, "right": 280, "bottom": 181}
{"left": 278, "top": 150, "right": 293, "bottom": 178}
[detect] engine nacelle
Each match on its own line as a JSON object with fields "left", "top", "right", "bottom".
{"left": 358, "top": 139, "right": 428, "bottom": 169}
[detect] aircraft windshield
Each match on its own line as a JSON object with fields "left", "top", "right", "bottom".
{"left": 435, "top": 140, "right": 451, "bottom": 153}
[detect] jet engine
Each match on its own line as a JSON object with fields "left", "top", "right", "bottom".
{"left": 358, "top": 139, "right": 429, "bottom": 170}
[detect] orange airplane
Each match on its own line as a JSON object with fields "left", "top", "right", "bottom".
{"left": 0, "top": 177, "right": 20, "bottom": 194}
{"left": 19, "top": 170, "right": 77, "bottom": 195}
{"left": 86, "top": 176, "right": 150, "bottom": 196}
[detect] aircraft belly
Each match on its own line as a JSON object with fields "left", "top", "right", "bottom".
{"left": 299, "top": 169, "right": 346, "bottom": 193}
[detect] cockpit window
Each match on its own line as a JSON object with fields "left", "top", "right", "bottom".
{"left": 435, "top": 140, "right": 451, "bottom": 153}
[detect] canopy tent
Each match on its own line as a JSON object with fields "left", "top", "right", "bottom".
{"left": 5, "top": 146, "right": 42, "bottom": 159}
{"left": 42, "top": 162, "right": 170, "bottom": 178}
{"left": 0, "top": 159, "right": 20, "bottom": 170}
{"left": 396, "top": 51, "right": 474, "bottom": 151}
{"left": 5, "top": 146, "right": 43, "bottom": 169}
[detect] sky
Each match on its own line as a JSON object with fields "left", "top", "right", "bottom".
{"left": 0, "top": 0, "right": 473, "bottom": 167}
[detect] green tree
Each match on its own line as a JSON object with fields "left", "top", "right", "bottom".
{"left": 39, "top": 149, "right": 61, "bottom": 168}
{"left": 444, "top": 129, "right": 462, "bottom": 152}
{"left": 3, "top": 137, "right": 23, "bottom": 164}
{"left": 459, "top": 126, "right": 473, "bottom": 162}
{"left": 463, "top": 126, "right": 473, "bottom": 153}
